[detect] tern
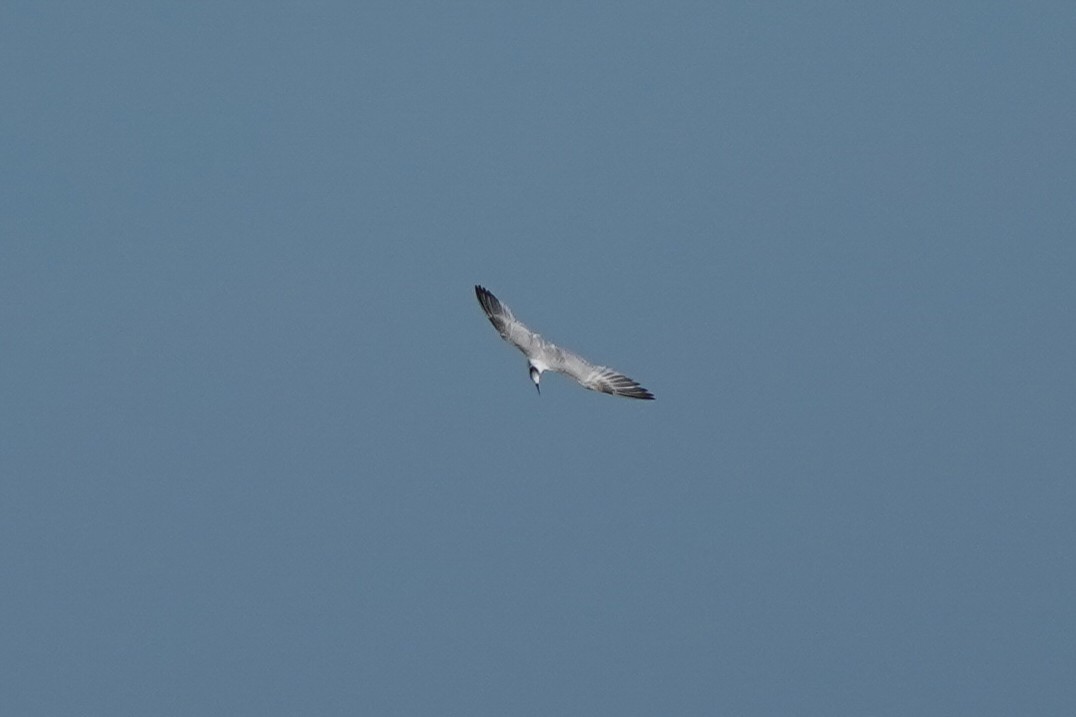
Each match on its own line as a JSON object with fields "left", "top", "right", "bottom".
{"left": 475, "top": 285, "right": 655, "bottom": 400}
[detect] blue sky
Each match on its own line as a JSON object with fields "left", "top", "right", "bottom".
{"left": 3, "top": 3, "right": 1074, "bottom": 715}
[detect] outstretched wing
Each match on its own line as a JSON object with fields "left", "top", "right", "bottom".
{"left": 475, "top": 285, "right": 546, "bottom": 357}
{"left": 546, "top": 346, "right": 655, "bottom": 400}
{"left": 580, "top": 365, "right": 655, "bottom": 400}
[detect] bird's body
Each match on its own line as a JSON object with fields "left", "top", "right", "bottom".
{"left": 475, "top": 285, "right": 654, "bottom": 400}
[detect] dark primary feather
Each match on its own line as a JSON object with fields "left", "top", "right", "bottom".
{"left": 475, "top": 285, "right": 504, "bottom": 314}
{"left": 475, "top": 285, "right": 509, "bottom": 335}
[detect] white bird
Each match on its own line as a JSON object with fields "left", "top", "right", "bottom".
{"left": 475, "top": 285, "right": 655, "bottom": 400}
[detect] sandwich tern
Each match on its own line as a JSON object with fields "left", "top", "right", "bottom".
{"left": 475, "top": 285, "right": 655, "bottom": 400}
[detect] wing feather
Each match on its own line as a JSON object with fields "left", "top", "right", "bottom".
{"left": 547, "top": 347, "right": 655, "bottom": 400}
{"left": 475, "top": 285, "right": 544, "bottom": 357}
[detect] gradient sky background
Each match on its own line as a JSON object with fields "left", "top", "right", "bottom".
{"left": 3, "top": 3, "right": 1075, "bottom": 715}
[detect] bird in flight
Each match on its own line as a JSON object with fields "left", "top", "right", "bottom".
{"left": 475, "top": 285, "right": 655, "bottom": 400}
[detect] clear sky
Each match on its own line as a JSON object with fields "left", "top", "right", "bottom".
{"left": 3, "top": 3, "right": 1074, "bottom": 715}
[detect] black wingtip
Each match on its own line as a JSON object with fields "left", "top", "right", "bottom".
{"left": 475, "top": 285, "right": 504, "bottom": 320}
{"left": 475, "top": 284, "right": 494, "bottom": 306}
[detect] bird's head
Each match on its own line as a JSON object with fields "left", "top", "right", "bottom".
{"left": 529, "top": 365, "right": 541, "bottom": 395}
